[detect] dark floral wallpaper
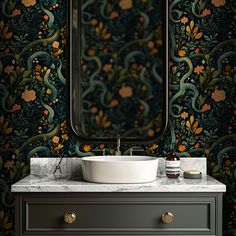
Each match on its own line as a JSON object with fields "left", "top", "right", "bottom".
{"left": 0, "top": 0, "right": 235, "bottom": 235}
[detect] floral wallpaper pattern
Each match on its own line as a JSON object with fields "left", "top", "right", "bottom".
{"left": 76, "top": 0, "right": 166, "bottom": 140}
{"left": 0, "top": 0, "right": 235, "bottom": 235}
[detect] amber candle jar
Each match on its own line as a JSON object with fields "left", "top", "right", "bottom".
{"left": 165, "top": 152, "right": 180, "bottom": 179}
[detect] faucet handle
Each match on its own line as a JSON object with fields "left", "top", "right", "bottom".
{"left": 129, "top": 148, "right": 133, "bottom": 156}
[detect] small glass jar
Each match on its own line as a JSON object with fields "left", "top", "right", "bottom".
{"left": 165, "top": 152, "right": 180, "bottom": 179}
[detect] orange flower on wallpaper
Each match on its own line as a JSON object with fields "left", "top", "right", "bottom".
{"left": 202, "top": 104, "right": 211, "bottom": 111}
{"left": 180, "top": 111, "right": 189, "bottom": 119}
{"left": 194, "top": 65, "right": 204, "bottom": 75}
{"left": 90, "top": 19, "right": 98, "bottom": 26}
{"left": 194, "top": 143, "right": 200, "bottom": 149}
{"left": 52, "top": 41, "right": 60, "bottom": 49}
{"left": 43, "top": 14, "right": 49, "bottom": 21}
{"left": 178, "top": 49, "right": 186, "bottom": 57}
{"left": 87, "top": 48, "right": 96, "bottom": 56}
{"left": 43, "top": 109, "right": 49, "bottom": 115}
{"left": 52, "top": 136, "right": 60, "bottom": 144}
{"left": 102, "top": 64, "right": 112, "bottom": 72}
{"left": 21, "top": 0, "right": 37, "bottom": 7}
{"left": 12, "top": 9, "right": 21, "bottom": 16}
{"left": 4, "top": 160, "right": 14, "bottom": 170}
{"left": 147, "top": 41, "right": 155, "bottom": 49}
{"left": 90, "top": 106, "right": 98, "bottom": 114}
{"left": 119, "top": 0, "right": 133, "bottom": 10}
{"left": 12, "top": 104, "right": 21, "bottom": 112}
{"left": 21, "top": 89, "right": 36, "bottom": 102}
{"left": 178, "top": 144, "right": 186, "bottom": 152}
{"left": 195, "top": 47, "right": 201, "bottom": 54}
{"left": 147, "top": 129, "right": 155, "bottom": 137}
{"left": 119, "top": 86, "right": 133, "bottom": 98}
{"left": 211, "top": 0, "right": 226, "bottom": 7}
{"left": 83, "top": 144, "right": 92, "bottom": 152}
{"left": 202, "top": 9, "right": 211, "bottom": 16}
{"left": 4, "top": 65, "right": 14, "bottom": 75}
{"left": 110, "top": 11, "right": 119, "bottom": 19}
{"left": 180, "top": 16, "right": 188, "bottom": 24}
{"left": 110, "top": 99, "right": 119, "bottom": 107}
{"left": 211, "top": 89, "right": 226, "bottom": 102}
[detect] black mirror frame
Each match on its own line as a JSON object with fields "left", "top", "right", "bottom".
{"left": 68, "top": 0, "right": 169, "bottom": 144}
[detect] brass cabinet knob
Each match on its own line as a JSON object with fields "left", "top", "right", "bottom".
{"left": 64, "top": 212, "right": 76, "bottom": 224}
{"left": 161, "top": 212, "right": 174, "bottom": 224}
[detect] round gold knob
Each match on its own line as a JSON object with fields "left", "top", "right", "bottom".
{"left": 161, "top": 212, "right": 174, "bottom": 224}
{"left": 64, "top": 212, "right": 76, "bottom": 224}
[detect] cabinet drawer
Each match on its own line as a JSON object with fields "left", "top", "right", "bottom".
{"left": 20, "top": 193, "right": 216, "bottom": 235}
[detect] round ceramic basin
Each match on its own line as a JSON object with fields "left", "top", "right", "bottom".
{"left": 81, "top": 156, "right": 158, "bottom": 184}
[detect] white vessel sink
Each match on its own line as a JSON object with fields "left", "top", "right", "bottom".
{"left": 81, "top": 156, "right": 158, "bottom": 184}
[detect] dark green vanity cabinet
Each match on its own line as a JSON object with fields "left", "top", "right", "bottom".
{"left": 15, "top": 192, "right": 223, "bottom": 236}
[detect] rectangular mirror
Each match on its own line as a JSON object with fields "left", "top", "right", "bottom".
{"left": 70, "top": 0, "right": 168, "bottom": 143}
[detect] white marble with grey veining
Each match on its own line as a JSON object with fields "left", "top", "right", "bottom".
{"left": 11, "top": 157, "right": 225, "bottom": 193}
{"left": 30, "top": 157, "right": 83, "bottom": 176}
{"left": 157, "top": 157, "right": 207, "bottom": 175}
{"left": 11, "top": 173, "right": 226, "bottom": 193}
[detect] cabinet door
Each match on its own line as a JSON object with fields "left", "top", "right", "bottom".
{"left": 15, "top": 192, "right": 221, "bottom": 236}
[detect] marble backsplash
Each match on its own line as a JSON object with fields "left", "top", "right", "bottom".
{"left": 30, "top": 157, "right": 207, "bottom": 177}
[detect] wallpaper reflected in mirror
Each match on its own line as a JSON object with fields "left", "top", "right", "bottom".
{"left": 70, "top": 0, "right": 168, "bottom": 142}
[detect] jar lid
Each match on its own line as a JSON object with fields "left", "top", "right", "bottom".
{"left": 184, "top": 170, "right": 202, "bottom": 179}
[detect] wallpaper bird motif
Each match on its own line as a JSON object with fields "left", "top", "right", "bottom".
{"left": 0, "top": 0, "right": 236, "bottom": 235}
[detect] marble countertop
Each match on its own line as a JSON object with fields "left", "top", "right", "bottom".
{"left": 11, "top": 174, "right": 226, "bottom": 193}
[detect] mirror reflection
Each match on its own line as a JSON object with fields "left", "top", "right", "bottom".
{"left": 70, "top": 0, "right": 168, "bottom": 142}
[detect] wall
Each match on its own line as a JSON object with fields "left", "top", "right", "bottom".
{"left": 0, "top": 0, "right": 235, "bottom": 235}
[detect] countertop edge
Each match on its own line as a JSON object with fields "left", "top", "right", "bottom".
{"left": 11, "top": 174, "right": 227, "bottom": 193}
